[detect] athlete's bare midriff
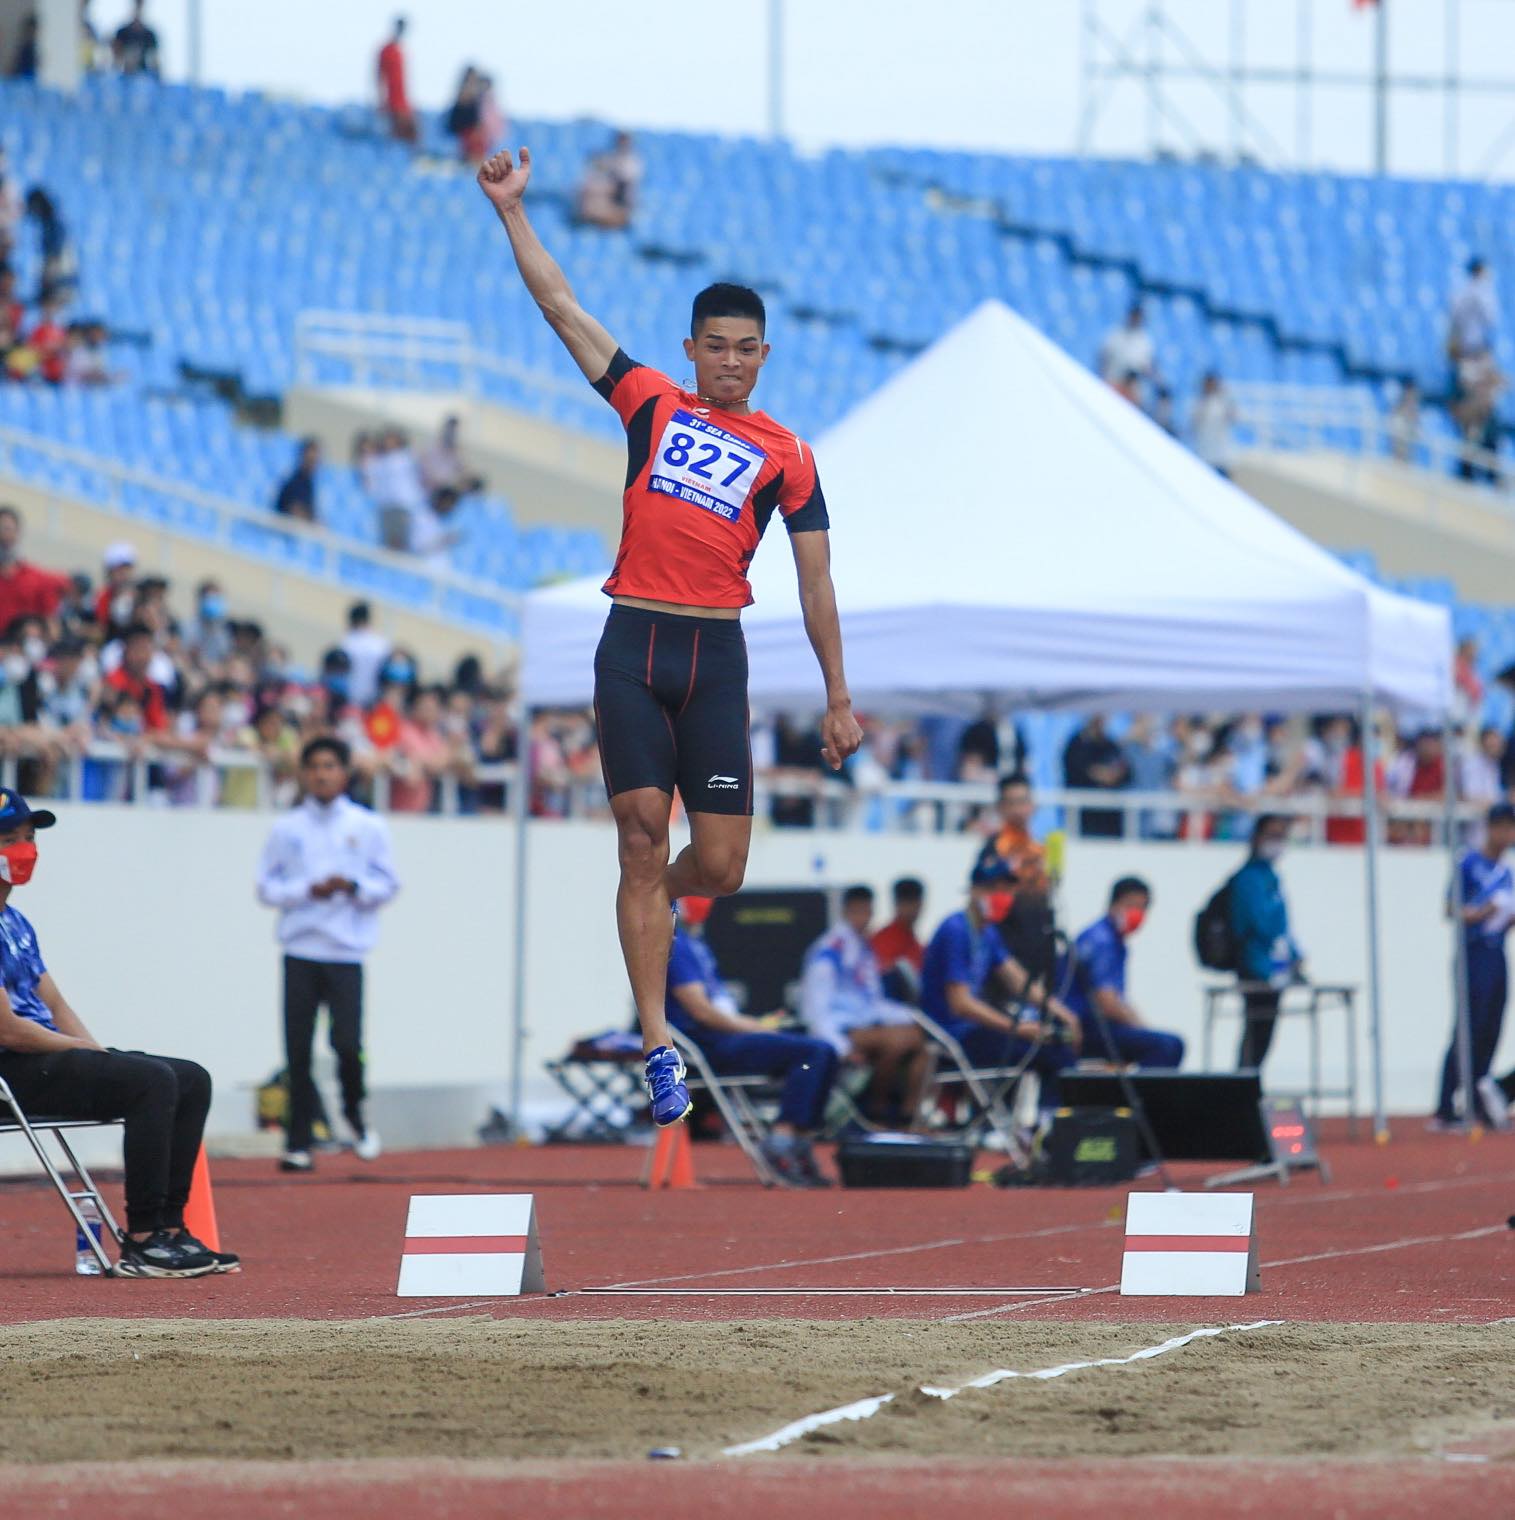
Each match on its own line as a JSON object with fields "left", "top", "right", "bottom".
{"left": 612, "top": 595, "right": 742, "bottom": 621}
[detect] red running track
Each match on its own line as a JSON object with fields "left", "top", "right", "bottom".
{"left": 1, "top": 1121, "right": 1511, "bottom": 1324}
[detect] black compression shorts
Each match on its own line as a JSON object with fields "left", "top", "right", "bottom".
{"left": 593, "top": 604, "right": 752, "bottom": 816}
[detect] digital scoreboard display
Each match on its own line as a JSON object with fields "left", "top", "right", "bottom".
{"left": 1262, "top": 1096, "right": 1322, "bottom": 1174}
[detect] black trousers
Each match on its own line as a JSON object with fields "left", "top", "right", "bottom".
{"left": 0, "top": 1047, "right": 211, "bottom": 1235}
{"left": 1237, "top": 987, "right": 1282, "bottom": 1069}
{"left": 283, "top": 956, "right": 366, "bottom": 1151}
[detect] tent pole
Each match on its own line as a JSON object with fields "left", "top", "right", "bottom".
{"left": 1445, "top": 723, "right": 1476, "bottom": 1130}
{"left": 1361, "top": 692, "right": 1388, "bottom": 1140}
{"left": 508, "top": 691, "right": 532, "bottom": 1133}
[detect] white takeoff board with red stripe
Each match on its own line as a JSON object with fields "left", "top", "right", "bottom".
{"left": 1119, "top": 1191, "right": 1259, "bottom": 1297}
{"left": 396, "top": 1193, "right": 546, "bottom": 1297}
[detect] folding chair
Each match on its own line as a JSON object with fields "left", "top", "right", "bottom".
{"left": 668, "top": 1029, "right": 784, "bottom": 1187}
{"left": 910, "top": 1008, "right": 1034, "bottom": 1166}
{"left": 0, "top": 1074, "right": 123, "bottom": 1274}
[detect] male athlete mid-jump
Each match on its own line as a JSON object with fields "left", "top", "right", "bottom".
{"left": 478, "top": 148, "right": 862, "bottom": 1127}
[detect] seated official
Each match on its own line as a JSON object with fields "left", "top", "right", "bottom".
{"left": 801, "top": 884, "right": 929, "bottom": 1125}
{"left": 870, "top": 875, "right": 926, "bottom": 1003}
{"left": 668, "top": 897, "right": 837, "bottom": 1187}
{"left": 1059, "top": 877, "right": 1184, "bottom": 1069}
{"left": 918, "top": 858, "right": 1082, "bottom": 1113}
{"left": 0, "top": 789, "right": 237, "bottom": 1278}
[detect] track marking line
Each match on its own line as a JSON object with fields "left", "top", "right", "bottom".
{"left": 567, "top": 1286, "right": 1083, "bottom": 1297}
{"left": 722, "top": 1320, "right": 1282, "bottom": 1456}
{"left": 378, "top": 1300, "right": 499, "bottom": 1320}
{"left": 939, "top": 1220, "right": 1508, "bottom": 1323}
{"left": 589, "top": 1219, "right": 1109, "bottom": 1291}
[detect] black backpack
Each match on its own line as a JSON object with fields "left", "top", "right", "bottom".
{"left": 1194, "top": 873, "right": 1240, "bottom": 972}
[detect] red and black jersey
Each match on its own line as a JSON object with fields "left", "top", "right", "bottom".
{"left": 592, "top": 350, "right": 828, "bottom": 608}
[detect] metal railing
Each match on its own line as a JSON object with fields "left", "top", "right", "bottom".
{"left": 0, "top": 422, "right": 521, "bottom": 641}
{"left": 292, "top": 310, "right": 603, "bottom": 424}
{"left": 8, "top": 739, "right": 1480, "bottom": 843}
{"left": 1231, "top": 381, "right": 1514, "bottom": 512}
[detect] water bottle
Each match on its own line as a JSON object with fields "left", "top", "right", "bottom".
{"left": 74, "top": 1198, "right": 105, "bottom": 1276}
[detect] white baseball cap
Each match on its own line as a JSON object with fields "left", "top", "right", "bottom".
{"left": 103, "top": 541, "right": 137, "bottom": 570}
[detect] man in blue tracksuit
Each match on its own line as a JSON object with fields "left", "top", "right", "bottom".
{"left": 1229, "top": 814, "right": 1304, "bottom": 1069}
{"left": 1060, "top": 877, "right": 1184, "bottom": 1068}
{"left": 666, "top": 896, "right": 839, "bottom": 1187}
{"left": 1434, "top": 802, "right": 1515, "bottom": 1126}
{"left": 918, "top": 857, "right": 1082, "bottom": 1109}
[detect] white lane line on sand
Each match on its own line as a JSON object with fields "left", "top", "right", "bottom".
{"left": 722, "top": 1320, "right": 1282, "bottom": 1457}
{"left": 938, "top": 1220, "right": 1509, "bottom": 1324}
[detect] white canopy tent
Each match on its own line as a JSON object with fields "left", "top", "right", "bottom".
{"left": 514, "top": 300, "right": 1454, "bottom": 1131}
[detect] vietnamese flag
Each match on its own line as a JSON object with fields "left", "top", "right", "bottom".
{"left": 366, "top": 702, "right": 400, "bottom": 749}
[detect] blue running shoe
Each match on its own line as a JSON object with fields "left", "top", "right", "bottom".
{"left": 644, "top": 1046, "right": 692, "bottom": 1126}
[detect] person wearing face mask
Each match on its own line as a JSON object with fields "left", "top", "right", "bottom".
{"left": 186, "top": 580, "right": 233, "bottom": 669}
{"left": 919, "top": 858, "right": 1081, "bottom": 1111}
{"left": 1059, "top": 878, "right": 1183, "bottom": 1069}
{"left": 0, "top": 505, "right": 71, "bottom": 634}
{"left": 1230, "top": 814, "right": 1304, "bottom": 1069}
{"left": 0, "top": 789, "right": 238, "bottom": 1277}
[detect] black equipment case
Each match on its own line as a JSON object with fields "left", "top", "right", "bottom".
{"left": 836, "top": 1134, "right": 974, "bottom": 1188}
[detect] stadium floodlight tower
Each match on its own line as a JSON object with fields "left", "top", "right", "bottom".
{"left": 1078, "top": 0, "right": 1515, "bottom": 180}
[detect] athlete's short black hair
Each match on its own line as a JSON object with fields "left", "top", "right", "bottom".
{"left": 691, "top": 282, "right": 766, "bottom": 337}
{"left": 1109, "top": 876, "right": 1151, "bottom": 905}
{"left": 892, "top": 877, "right": 925, "bottom": 905}
{"left": 842, "top": 884, "right": 875, "bottom": 909}
{"left": 300, "top": 736, "right": 350, "bottom": 770}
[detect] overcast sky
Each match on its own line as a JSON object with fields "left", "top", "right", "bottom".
{"left": 90, "top": 0, "right": 1515, "bottom": 179}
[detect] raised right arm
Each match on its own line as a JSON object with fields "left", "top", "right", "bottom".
{"left": 477, "top": 148, "right": 619, "bottom": 383}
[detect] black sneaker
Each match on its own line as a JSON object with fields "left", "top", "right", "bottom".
{"left": 174, "top": 1230, "right": 241, "bottom": 1274}
{"left": 760, "top": 1137, "right": 826, "bottom": 1188}
{"left": 279, "top": 1150, "right": 314, "bottom": 1173}
{"left": 794, "top": 1141, "right": 835, "bottom": 1189}
{"left": 114, "top": 1230, "right": 217, "bottom": 1279}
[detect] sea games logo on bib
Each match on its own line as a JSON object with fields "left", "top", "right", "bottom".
{"left": 649, "top": 410, "right": 767, "bottom": 523}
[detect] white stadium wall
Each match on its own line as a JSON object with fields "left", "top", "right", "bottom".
{"left": 4, "top": 807, "right": 1462, "bottom": 1164}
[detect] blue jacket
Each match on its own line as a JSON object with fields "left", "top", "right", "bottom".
{"left": 1229, "top": 856, "right": 1298, "bottom": 984}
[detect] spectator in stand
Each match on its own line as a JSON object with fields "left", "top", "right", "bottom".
{"left": 8, "top": 13, "right": 39, "bottom": 78}
{"left": 103, "top": 623, "right": 168, "bottom": 734}
{"left": 956, "top": 700, "right": 1004, "bottom": 781}
{"left": 1122, "top": 713, "right": 1178, "bottom": 840}
{"left": 1448, "top": 257, "right": 1499, "bottom": 381}
{"left": 0, "top": 622, "right": 42, "bottom": 750}
{"left": 767, "top": 712, "right": 829, "bottom": 828}
{"left": 274, "top": 438, "right": 319, "bottom": 522}
{"left": 389, "top": 686, "right": 462, "bottom": 813}
{"left": 1452, "top": 350, "right": 1504, "bottom": 484}
{"left": 1453, "top": 636, "right": 1484, "bottom": 724}
{"left": 574, "top": 131, "right": 643, "bottom": 230}
{"left": 80, "top": 0, "right": 104, "bottom": 72}
{"left": 445, "top": 66, "right": 506, "bottom": 167}
{"left": 1386, "top": 729, "right": 1446, "bottom": 847}
{"left": 185, "top": 580, "right": 232, "bottom": 669}
{"left": 1230, "top": 813, "right": 1304, "bottom": 1069}
{"left": 1192, "top": 371, "right": 1238, "bottom": 478}
{"left": 1063, "top": 715, "right": 1129, "bottom": 838}
{"left": 409, "top": 485, "right": 463, "bottom": 567}
{"left": 340, "top": 602, "right": 391, "bottom": 709}
{"left": 112, "top": 0, "right": 160, "bottom": 76}
{"left": 800, "top": 885, "right": 929, "bottom": 1127}
{"left": 23, "top": 188, "right": 75, "bottom": 306}
{"left": 94, "top": 542, "right": 136, "bottom": 637}
{"left": 65, "top": 319, "right": 112, "bottom": 384}
{"left": 871, "top": 876, "right": 927, "bottom": 1004}
{"left": 0, "top": 506, "right": 70, "bottom": 632}
{"left": 420, "top": 415, "right": 484, "bottom": 498}
{"left": 0, "top": 155, "right": 23, "bottom": 263}
{"left": 1059, "top": 877, "right": 1184, "bottom": 1069}
{"left": 1319, "top": 714, "right": 1384, "bottom": 847}
{"left": 366, "top": 429, "right": 428, "bottom": 551}
{"left": 0, "top": 266, "right": 23, "bottom": 336}
{"left": 375, "top": 16, "right": 416, "bottom": 145}
{"left": 1098, "top": 303, "right": 1157, "bottom": 390}
{"left": 1388, "top": 381, "right": 1421, "bottom": 463}
{"left": 1459, "top": 724, "right": 1507, "bottom": 806}
{"left": 27, "top": 299, "right": 69, "bottom": 384}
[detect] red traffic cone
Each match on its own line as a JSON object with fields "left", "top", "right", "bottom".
{"left": 183, "top": 1146, "right": 221, "bottom": 1251}
{"left": 644, "top": 1123, "right": 698, "bottom": 1190}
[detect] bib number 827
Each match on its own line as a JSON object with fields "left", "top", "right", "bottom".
{"left": 662, "top": 432, "right": 753, "bottom": 489}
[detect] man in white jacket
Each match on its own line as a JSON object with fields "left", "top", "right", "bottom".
{"left": 801, "top": 884, "right": 928, "bottom": 1126}
{"left": 256, "top": 737, "right": 400, "bottom": 1173}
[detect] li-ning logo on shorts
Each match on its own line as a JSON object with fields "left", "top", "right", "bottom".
{"left": 707, "top": 774, "right": 740, "bottom": 790}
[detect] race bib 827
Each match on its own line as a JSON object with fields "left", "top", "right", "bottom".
{"left": 648, "top": 409, "right": 767, "bottom": 523}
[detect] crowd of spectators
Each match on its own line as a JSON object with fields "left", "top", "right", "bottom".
{"left": 5, "top": 1, "right": 161, "bottom": 82}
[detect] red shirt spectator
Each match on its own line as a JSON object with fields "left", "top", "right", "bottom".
{"left": 105, "top": 626, "right": 169, "bottom": 732}
{"left": 1326, "top": 744, "right": 1386, "bottom": 846}
{"left": 870, "top": 918, "right": 923, "bottom": 975}
{"left": 376, "top": 19, "right": 416, "bottom": 143}
{"left": 0, "top": 505, "right": 71, "bottom": 629}
{"left": 29, "top": 310, "right": 68, "bottom": 384}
